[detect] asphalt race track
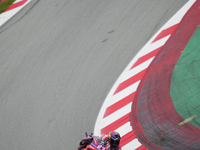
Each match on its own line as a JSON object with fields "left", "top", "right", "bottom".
{"left": 0, "top": 0, "right": 188, "bottom": 150}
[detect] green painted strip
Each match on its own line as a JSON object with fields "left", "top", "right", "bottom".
{"left": 0, "top": 0, "right": 16, "bottom": 14}
{"left": 171, "top": 26, "right": 200, "bottom": 128}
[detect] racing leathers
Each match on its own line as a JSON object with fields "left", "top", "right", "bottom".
{"left": 77, "top": 135, "right": 120, "bottom": 150}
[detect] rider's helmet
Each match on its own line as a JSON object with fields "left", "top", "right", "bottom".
{"left": 108, "top": 131, "right": 121, "bottom": 148}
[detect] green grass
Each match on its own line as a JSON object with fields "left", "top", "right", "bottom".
{"left": 0, "top": 0, "right": 16, "bottom": 14}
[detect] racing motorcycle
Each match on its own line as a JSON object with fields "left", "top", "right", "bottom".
{"left": 82, "top": 132, "right": 111, "bottom": 150}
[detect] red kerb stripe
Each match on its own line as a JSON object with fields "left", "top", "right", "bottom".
{"left": 4, "top": 0, "right": 28, "bottom": 12}
{"left": 119, "top": 131, "right": 136, "bottom": 148}
{"left": 135, "top": 145, "right": 149, "bottom": 150}
{"left": 130, "top": 46, "right": 162, "bottom": 70}
{"left": 1, "top": 0, "right": 7, "bottom": 3}
{"left": 103, "top": 92, "right": 135, "bottom": 118}
{"left": 114, "top": 69, "right": 146, "bottom": 95}
{"left": 101, "top": 113, "right": 130, "bottom": 134}
{"left": 151, "top": 23, "right": 179, "bottom": 43}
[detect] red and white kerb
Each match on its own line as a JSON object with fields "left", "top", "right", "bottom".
{"left": 94, "top": 0, "right": 196, "bottom": 150}
{"left": 0, "top": 0, "right": 31, "bottom": 27}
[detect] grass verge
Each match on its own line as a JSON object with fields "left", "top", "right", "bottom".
{"left": 0, "top": 0, "right": 16, "bottom": 14}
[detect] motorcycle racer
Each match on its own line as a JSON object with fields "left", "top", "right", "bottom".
{"left": 77, "top": 131, "right": 121, "bottom": 150}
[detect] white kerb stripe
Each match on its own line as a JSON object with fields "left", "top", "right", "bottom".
{"left": 14, "top": 0, "right": 24, "bottom": 3}
{"left": 122, "top": 138, "right": 142, "bottom": 150}
{"left": 0, "top": 8, "right": 22, "bottom": 26}
{"left": 121, "top": 57, "right": 155, "bottom": 83}
{"left": 101, "top": 103, "right": 132, "bottom": 129}
{"left": 115, "top": 122, "right": 132, "bottom": 137}
{"left": 139, "top": 35, "right": 170, "bottom": 58}
{"left": 107, "top": 81, "right": 140, "bottom": 107}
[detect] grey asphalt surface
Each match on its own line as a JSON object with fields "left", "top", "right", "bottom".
{"left": 0, "top": 0, "right": 188, "bottom": 150}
